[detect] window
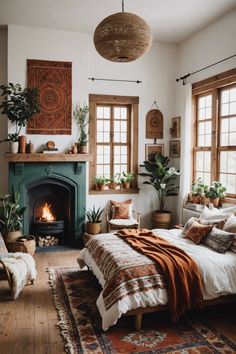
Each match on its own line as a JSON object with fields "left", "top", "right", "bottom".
{"left": 193, "top": 68, "right": 236, "bottom": 199}
{"left": 89, "top": 94, "right": 139, "bottom": 193}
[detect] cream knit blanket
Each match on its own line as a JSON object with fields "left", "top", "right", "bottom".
{"left": 0, "top": 252, "right": 37, "bottom": 299}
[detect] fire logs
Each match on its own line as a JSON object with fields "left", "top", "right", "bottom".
{"left": 38, "top": 235, "right": 59, "bottom": 247}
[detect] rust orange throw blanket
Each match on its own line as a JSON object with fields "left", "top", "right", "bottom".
{"left": 116, "top": 229, "right": 203, "bottom": 321}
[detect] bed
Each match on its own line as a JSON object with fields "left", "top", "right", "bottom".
{"left": 77, "top": 228, "right": 236, "bottom": 331}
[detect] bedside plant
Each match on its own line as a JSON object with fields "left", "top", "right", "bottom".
{"left": 85, "top": 206, "right": 104, "bottom": 235}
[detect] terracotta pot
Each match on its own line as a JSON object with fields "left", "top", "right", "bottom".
{"left": 151, "top": 210, "right": 171, "bottom": 229}
{"left": 86, "top": 222, "right": 102, "bottom": 235}
{"left": 109, "top": 182, "right": 117, "bottom": 189}
{"left": 192, "top": 195, "right": 200, "bottom": 204}
{"left": 200, "top": 196, "right": 210, "bottom": 205}
{"left": 5, "top": 230, "right": 22, "bottom": 243}
{"left": 98, "top": 184, "right": 106, "bottom": 191}
{"left": 8, "top": 141, "right": 19, "bottom": 153}
{"left": 210, "top": 197, "right": 219, "bottom": 207}
{"left": 122, "top": 182, "right": 130, "bottom": 189}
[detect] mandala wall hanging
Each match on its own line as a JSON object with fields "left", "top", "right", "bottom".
{"left": 27, "top": 59, "right": 72, "bottom": 135}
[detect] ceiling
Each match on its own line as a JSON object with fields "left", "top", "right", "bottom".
{"left": 0, "top": 0, "right": 235, "bottom": 43}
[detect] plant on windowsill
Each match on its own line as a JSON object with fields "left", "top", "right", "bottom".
{"left": 0, "top": 83, "right": 40, "bottom": 153}
{"left": 120, "top": 172, "right": 136, "bottom": 189}
{"left": 208, "top": 181, "right": 227, "bottom": 207}
{"left": 191, "top": 177, "right": 208, "bottom": 204}
{"left": 139, "top": 153, "right": 180, "bottom": 229}
{"left": 93, "top": 176, "right": 109, "bottom": 191}
{"left": 108, "top": 174, "right": 121, "bottom": 190}
{"left": 73, "top": 103, "right": 89, "bottom": 153}
{"left": 85, "top": 206, "right": 104, "bottom": 235}
{"left": 0, "top": 191, "right": 27, "bottom": 243}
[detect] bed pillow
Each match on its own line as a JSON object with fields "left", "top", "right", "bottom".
{"left": 222, "top": 214, "right": 236, "bottom": 253}
{"left": 200, "top": 206, "right": 232, "bottom": 221}
{"left": 202, "top": 227, "right": 235, "bottom": 253}
{"left": 181, "top": 217, "right": 199, "bottom": 236}
{"left": 184, "top": 221, "right": 213, "bottom": 244}
{"left": 199, "top": 218, "right": 226, "bottom": 229}
{"left": 110, "top": 199, "right": 133, "bottom": 219}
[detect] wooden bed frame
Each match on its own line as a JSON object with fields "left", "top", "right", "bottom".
{"left": 126, "top": 294, "right": 236, "bottom": 330}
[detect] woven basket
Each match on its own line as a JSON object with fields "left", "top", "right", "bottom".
{"left": 7, "top": 235, "right": 36, "bottom": 256}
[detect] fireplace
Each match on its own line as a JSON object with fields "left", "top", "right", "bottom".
{"left": 8, "top": 159, "right": 87, "bottom": 247}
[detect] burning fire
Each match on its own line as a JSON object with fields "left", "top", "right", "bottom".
{"left": 40, "top": 203, "right": 55, "bottom": 222}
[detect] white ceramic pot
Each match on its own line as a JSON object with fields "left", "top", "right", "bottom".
{"left": 9, "top": 141, "right": 19, "bottom": 153}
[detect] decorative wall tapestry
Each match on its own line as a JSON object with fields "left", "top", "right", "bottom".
{"left": 27, "top": 59, "right": 72, "bottom": 135}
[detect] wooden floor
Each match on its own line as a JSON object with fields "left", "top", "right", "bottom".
{"left": 0, "top": 250, "right": 79, "bottom": 354}
{"left": 0, "top": 250, "right": 236, "bottom": 354}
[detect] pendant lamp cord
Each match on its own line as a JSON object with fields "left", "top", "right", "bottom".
{"left": 122, "top": 0, "right": 124, "bottom": 12}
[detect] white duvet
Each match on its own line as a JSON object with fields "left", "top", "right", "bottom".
{"left": 77, "top": 228, "right": 236, "bottom": 330}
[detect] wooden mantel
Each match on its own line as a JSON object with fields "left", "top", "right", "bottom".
{"left": 5, "top": 153, "right": 93, "bottom": 162}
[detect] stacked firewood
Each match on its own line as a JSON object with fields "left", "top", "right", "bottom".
{"left": 38, "top": 235, "right": 59, "bottom": 247}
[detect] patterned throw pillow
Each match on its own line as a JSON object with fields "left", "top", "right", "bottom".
{"left": 222, "top": 214, "right": 236, "bottom": 253}
{"left": 181, "top": 217, "right": 199, "bottom": 236}
{"left": 202, "top": 227, "right": 235, "bottom": 253}
{"left": 184, "top": 221, "right": 213, "bottom": 244}
{"left": 0, "top": 232, "right": 8, "bottom": 255}
{"left": 110, "top": 199, "right": 133, "bottom": 219}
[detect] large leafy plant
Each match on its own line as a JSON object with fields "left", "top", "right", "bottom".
{"left": 0, "top": 192, "right": 27, "bottom": 233}
{"left": 0, "top": 83, "right": 40, "bottom": 142}
{"left": 139, "top": 154, "right": 180, "bottom": 212}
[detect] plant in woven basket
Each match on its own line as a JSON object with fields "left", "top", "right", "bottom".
{"left": 85, "top": 206, "right": 104, "bottom": 235}
{"left": 0, "top": 191, "right": 26, "bottom": 237}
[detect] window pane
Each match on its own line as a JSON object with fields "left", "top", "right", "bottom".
{"left": 228, "top": 151, "right": 236, "bottom": 173}
{"left": 114, "top": 121, "right": 120, "bottom": 132}
{"left": 221, "top": 133, "right": 228, "bottom": 146}
{"left": 205, "top": 95, "right": 212, "bottom": 107}
{"left": 97, "top": 132, "right": 103, "bottom": 142}
{"left": 114, "top": 155, "right": 120, "bottom": 163}
{"left": 220, "top": 151, "right": 227, "bottom": 172}
{"left": 104, "top": 107, "right": 110, "bottom": 119}
{"left": 121, "top": 108, "right": 127, "bottom": 119}
{"left": 121, "top": 133, "right": 127, "bottom": 143}
{"left": 97, "top": 107, "right": 103, "bottom": 119}
{"left": 114, "top": 107, "right": 121, "bottom": 119}
{"left": 219, "top": 151, "right": 236, "bottom": 194}
{"left": 229, "top": 132, "right": 236, "bottom": 145}
{"left": 97, "top": 120, "right": 103, "bottom": 132}
{"left": 104, "top": 121, "right": 110, "bottom": 132}
{"left": 230, "top": 117, "right": 236, "bottom": 131}
{"left": 205, "top": 121, "right": 212, "bottom": 134}
{"left": 198, "top": 135, "right": 204, "bottom": 146}
{"left": 121, "top": 155, "right": 127, "bottom": 163}
{"left": 205, "top": 135, "right": 211, "bottom": 146}
{"left": 199, "top": 97, "right": 205, "bottom": 108}
{"left": 114, "top": 132, "right": 120, "bottom": 142}
{"left": 221, "top": 103, "right": 229, "bottom": 116}
{"left": 199, "top": 108, "right": 206, "bottom": 120}
{"left": 230, "top": 102, "right": 236, "bottom": 115}
{"left": 195, "top": 151, "right": 211, "bottom": 182}
{"left": 221, "top": 118, "right": 229, "bottom": 133}
{"left": 222, "top": 90, "right": 229, "bottom": 103}
{"left": 121, "top": 146, "right": 127, "bottom": 154}
{"left": 114, "top": 146, "right": 120, "bottom": 155}
{"left": 198, "top": 122, "right": 205, "bottom": 135}
{"left": 230, "top": 88, "right": 236, "bottom": 101}
{"left": 121, "top": 121, "right": 127, "bottom": 132}
{"left": 196, "top": 152, "right": 203, "bottom": 171}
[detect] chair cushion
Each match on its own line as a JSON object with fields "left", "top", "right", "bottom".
{"left": 109, "top": 218, "right": 139, "bottom": 226}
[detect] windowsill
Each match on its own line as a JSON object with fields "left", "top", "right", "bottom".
{"left": 89, "top": 188, "right": 139, "bottom": 195}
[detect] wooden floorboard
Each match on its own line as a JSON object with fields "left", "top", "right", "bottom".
{"left": 0, "top": 250, "right": 79, "bottom": 354}
{"left": 0, "top": 249, "right": 236, "bottom": 354}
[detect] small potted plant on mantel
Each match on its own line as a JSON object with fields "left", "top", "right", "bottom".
{"left": 85, "top": 206, "right": 104, "bottom": 235}
{"left": 0, "top": 83, "right": 40, "bottom": 153}
{"left": 73, "top": 103, "right": 89, "bottom": 153}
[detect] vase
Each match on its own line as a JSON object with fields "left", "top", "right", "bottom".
{"left": 8, "top": 141, "right": 19, "bottom": 153}
{"left": 19, "top": 135, "right": 27, "bottom": 153}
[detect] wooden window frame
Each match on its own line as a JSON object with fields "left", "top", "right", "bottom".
{"left": 89, "top": 94, "right": 139, "bottom": 194}
{"left": 192, "top": 68, "right": 236, "bottom": 202}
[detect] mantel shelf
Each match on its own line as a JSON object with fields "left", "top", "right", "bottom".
{"left": 5, "top": 153, "right": 93, "bottom": 162}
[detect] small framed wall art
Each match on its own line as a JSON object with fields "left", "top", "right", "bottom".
{"left": 145, "top": 144, "right": 164, "bottom": 162}
{"left": 170, "top": 116, "right": 181, "bottom": 138}
{"left": 169, "top": 140, "right": 180, "bottom": 158}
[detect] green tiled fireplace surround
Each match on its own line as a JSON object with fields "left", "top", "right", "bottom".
{"left": 9, "top": 161, "right": 86, "bottom": 246}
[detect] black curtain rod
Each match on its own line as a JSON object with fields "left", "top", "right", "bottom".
{"left": 88, "top": 77, "right": 142, "bottom": 84}
{"left": 176, "top": 54, "right": 236, "bottom": 85}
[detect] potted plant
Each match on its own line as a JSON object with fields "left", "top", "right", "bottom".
{"left": 73, "top": 103, "right": 89, "bottom": 153}
{"left": 208, "top": 181, "right": 227, "bottom": 207}
{"left": 191, "top": 178, "right": 206, "bottom": 204}
{"left": 139, "top": 153, "right": 180, "bottom": 229}
{"left": 94, "top": 176, "right": 109, "bottom": 191}
{"left": 0, "top": 83, "right": 40, "bottom": 153}
{"left": 108, "top": 174, "right": 121, "bottom": 189}
{"left": 0, "top": 191, "right": 27, "bottom": 243}
{"left": 120, "top": 172, "right": 135, "bottom": 189}
{"left": 85, "top": 206, "right": 104, "bottom": 234}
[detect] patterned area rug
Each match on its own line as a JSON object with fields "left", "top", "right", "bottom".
{"left": 48, "top": 267, "right": 236, "bottom": 354}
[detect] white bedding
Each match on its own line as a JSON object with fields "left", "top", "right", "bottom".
{"left": 77, "top": 228, "right": 236, "bottom": 330}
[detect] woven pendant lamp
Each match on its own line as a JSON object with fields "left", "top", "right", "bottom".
{"left": 93, "top": 0, "right": 153, "bottom": 62}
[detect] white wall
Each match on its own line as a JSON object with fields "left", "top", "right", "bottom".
{"left": 0, "top": 26, "right": 8, "bottom": 195}
{"left": 4, "top": 24, "right": 178, "bottom": 229}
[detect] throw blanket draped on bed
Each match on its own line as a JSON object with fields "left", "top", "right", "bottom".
{"left": 116, "top": 229, "right": 203, "bottom": 320}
